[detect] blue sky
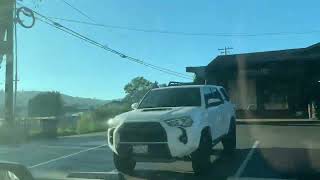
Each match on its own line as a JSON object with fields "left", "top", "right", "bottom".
{"left": 1, "top": 0, "right": 319, "bottom": 100}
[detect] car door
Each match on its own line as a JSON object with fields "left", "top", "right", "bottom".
{"left": 203, "top": 87, "right": 224, "bottom": 140}
{"left": 218, "top": 87, "right": 231, "bottom": 135}
{"left": 209, "top": 87, "right": 225, "bottom": 138}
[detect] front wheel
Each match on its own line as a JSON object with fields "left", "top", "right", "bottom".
{"left": 191, "top": 131, "right": 212, "bottom": 175}
{"left": 113, "top": 153, "right": 136, "bottom": 174}
{"left": 222, "top": 119, "right": 236, "bottom": 154}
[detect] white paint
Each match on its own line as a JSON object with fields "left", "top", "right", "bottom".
{"left": 29, "top": 144, "right": 107, "bottom": 169}
{"left": 39, "top": 145, "right": 107, "bottom": 150}
{"left": 110, "top": 169, "right": 118, "bottom": 173}
{"left": 39, "top": 145, "right": 87, "bottom": 150}
{"left": 234, "top": 140, "right": 260, "bottom": 177}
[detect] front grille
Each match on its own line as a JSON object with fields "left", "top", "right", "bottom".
{"left": 118, "top": 122, "right": 167, "bottom": 142}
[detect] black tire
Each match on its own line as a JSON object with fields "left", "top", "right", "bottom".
{"left": 113, "top": 153, "right": 136, "bottom": 174}
{"left": 191, "top": 130, "right": 212, "bottom": 175}
{"left": 222, "top": 118, "right": 236, "bottom": 154}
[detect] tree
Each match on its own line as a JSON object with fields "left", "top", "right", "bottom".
{"left": 123, "top": 77, "right": 153, "bottom": 104}
{"left": 28, "top": 91, "right": 64, "bottom": 117}
{"left": 94, "top": 101, "right": 131, "bottom": 121}
{"left": 193, "top": 75, "right": 205, "bottom": 85}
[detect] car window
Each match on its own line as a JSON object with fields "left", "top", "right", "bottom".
{"left": 138, "top": 87, "right": 201, "bottom": 108}
{"left": 203, "top": 87, "right": 213, "bottom": 107}
{"left": 219, "top": 88, "right": 230, "bottom": 101}
{"left": 204, "top": 87, "right": 223, "bottom": 107}
{"left": 210, "top": 87, "right": 224, "bottom": 103}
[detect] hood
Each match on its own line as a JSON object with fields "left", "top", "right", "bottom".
{"left": 109, "top": 107, "right": 202, "bottom": 126}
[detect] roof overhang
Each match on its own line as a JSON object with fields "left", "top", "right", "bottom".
{"left": 186, "top": 66, "right": 206, "bottom": 78}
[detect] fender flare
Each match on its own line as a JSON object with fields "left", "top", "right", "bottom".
{"left": 228, "top": 117, "right": 236, "bottom": 133}
{"left": 201, "top": 126, "right": 211, "bottom": 136}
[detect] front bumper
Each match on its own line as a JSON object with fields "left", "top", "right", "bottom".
{"left": 107, "top": 121, "right": 201, "bottom": 160}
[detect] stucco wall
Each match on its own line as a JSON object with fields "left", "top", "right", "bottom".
{"left": 228, "top": 79, "right": 257, "bottom": 110}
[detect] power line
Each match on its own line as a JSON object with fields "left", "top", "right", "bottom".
{"left": 27, "top": 8, "right": 193, "bottom": 80}
{"left": 42, "top": 16, "right": 320, "bottom": 37}
{"left": 36, "top": 18, "right": 191, "bottom": 79}
{"left": 60, "top": 0, "right": 94, "bottom": 22}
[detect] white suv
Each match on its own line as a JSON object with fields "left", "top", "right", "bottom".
{"left": 107, "top": 85, "right": 236, "bottom": 175}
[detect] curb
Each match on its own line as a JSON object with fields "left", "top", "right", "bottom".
{"left": 236, "top": 120, "right": 320, "bottom": 125}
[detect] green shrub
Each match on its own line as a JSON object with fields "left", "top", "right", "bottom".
{"left": 93, "top": 101, "right": 131, "bottom": 122}
{"left": 76, "top": 113, "right": 95, "bottom": 134}
{"left": 57, "top": 128, "right": 76, "bottom": 136}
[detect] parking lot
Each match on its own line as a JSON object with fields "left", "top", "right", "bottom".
{"left": 0, "top": 123, "right": 320, "bottom": 180}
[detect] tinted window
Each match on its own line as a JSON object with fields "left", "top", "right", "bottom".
{"left": 219, "top": 88, "right": 230, "bottom": 101}
{"left": 204, "top": 87, "right": 223, "bottom": 107}
{"left": 203, "top": 87, "right": 212, "bottom": 107}
{"left": 210, "top": 87, "right": 224, "bottom": 102}
{"left": 139, "top": 88, "right": 201, "bottom": 108}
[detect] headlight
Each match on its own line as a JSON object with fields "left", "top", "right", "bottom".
{"left": 164, "top": 116, "right": 193, "bottom": 127}
{"left": 107, "top": 118, "right": 119, "bottom": 128}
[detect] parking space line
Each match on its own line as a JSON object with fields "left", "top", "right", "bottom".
{"left": 39, "top": 145, "right": 107, "bottom": 150}
{"left": 234, "top": 140, "right": 260, "bottom": 177}
{"left": 39, "top": 145, "right": 86, "bottom": 149}
{"left": 29, "top": 144, "right": 107, "bottom": 169}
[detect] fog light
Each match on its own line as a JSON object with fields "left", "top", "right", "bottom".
{"left": 178, "top": 127, "right": 188, "bottom": 144}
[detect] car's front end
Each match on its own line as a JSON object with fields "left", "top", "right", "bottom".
{"left": 107, "top": 107, "right": 205, "bottom": 162}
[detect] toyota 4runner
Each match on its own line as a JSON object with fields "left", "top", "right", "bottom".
{"left": 107, "top": 85, "right": 236, "bottom": 175}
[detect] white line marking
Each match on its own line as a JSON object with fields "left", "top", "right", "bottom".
{"left": 39, "top": 145, "right": 107, "bottom": 150}
{"left": 39, "top": 145, "right": 87, "bottom": 150}
{"left": 234, "top": 140, "right": 260, "bottom": 177}
{"left": 29, "top": 144, "right": 107, "bottom": 169}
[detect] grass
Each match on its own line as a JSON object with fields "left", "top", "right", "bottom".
{"left": 57, "top": 114, "right": 108, "bottom": 136}
{"left": 0, "top": 114, "right": 109, "bottom": 144}
{"left": 0, "top": 124, "right": 29, "bottom": 144}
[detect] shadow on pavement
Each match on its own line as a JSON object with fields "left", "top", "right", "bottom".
{"left": 124, "top": 147, "right": 320, "bottom": 180}
{"left": 125, "top": 149, "right": 250, "bottom": 180}
{"left": 242, "top": 147, "right": 320, "bottom": 180}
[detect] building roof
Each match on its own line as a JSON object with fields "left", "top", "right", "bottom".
{"left": 207, "top": 43, "right": 320, "bottom": 71}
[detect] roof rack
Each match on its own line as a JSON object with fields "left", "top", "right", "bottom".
{"left": 168, "top": 81, "right": 194, "bottom": 86}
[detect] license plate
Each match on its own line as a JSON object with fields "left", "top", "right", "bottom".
{"left": 132, "top": 145, "right": 148, "bottom": 154}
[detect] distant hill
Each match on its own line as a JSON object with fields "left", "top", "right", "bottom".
{"left": 0, "top": 91, "right": 110, "bottom": 117}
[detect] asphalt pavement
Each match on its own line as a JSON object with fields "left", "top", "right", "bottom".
{"left": 0, "top": 123, "right": 320, "bottom": 180}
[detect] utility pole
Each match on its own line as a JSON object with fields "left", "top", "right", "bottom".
{"left": 0, "top": 0, "right": 15, "bottom": 124}
{"left": 218, "top": 47, "right": 233, "bottom": 55}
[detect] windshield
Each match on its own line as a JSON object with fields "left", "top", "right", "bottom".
{"left": 138, "top": 88, "right": 201, "bottom": 108}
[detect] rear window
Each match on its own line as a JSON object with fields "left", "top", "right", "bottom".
{"left": 139, "top": 87, "right": 201, "bottom": 108}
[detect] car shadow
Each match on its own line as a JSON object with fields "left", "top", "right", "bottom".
{"left": 124, "top": 148, "right": 250, "bottom": 180}
{"left": 122, "top": 147, "right": 320, "bottom": 180}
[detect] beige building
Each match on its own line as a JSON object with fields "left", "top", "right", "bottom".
{"left": 187, "top": 43, "right": 320, "bottom": 118}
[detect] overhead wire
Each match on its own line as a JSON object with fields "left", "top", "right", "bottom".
{"left": 30, "top": 9, "right": 193, "bottom": 80}
{"left": 43, "top": 16, "right": 320, "bottom": 37}
{"left": 60, "top": 0, "right": 94, "bottom": 22}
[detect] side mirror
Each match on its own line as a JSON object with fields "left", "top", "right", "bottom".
{"left": 131, "top": 103, "right": 139, "bottom": 110}
{"left": 207, "top": 98, "right": 222, "bottom": 107}
{"left": 0, "top": 162, "right": 34, "bottom": 180}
